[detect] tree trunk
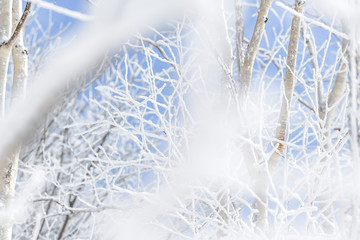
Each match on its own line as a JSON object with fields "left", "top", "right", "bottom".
{"left": 268, "top": 0, "right": 305, "bottom": 172}
{"left": 239, "top": 0, "right": 273, "bottom": 101}
{"left": 0, "top": 0, "right": 28, "bottom": 239}
{"left": 0, "top": 0, "right": 14, "bottom": 238}
{"left": 315, "top": 25, "right": 348, "bottom": 233}
{"left": 252, "top": 0, "right": 305, "bottom": 230}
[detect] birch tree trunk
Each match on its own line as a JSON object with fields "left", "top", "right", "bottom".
{"left": 0, "top": 0, "right": 29, "bottom": 239}
{"left": 348, "top": 31, "right": 359, "bottom": 240}
{"left": 239, "top": 0, "right": 273, "bottom": 101}
{"left": 316, "top": 33, "right": 348, "bottom": 234}
{"left": 319, "top": 37, "right": 348, "bottom": 128}
{"left": 251, "top": 0, "right": 305, "bottom": 230}
{"left": 12, "top": 0, "right": 28, "bottom": 103}
{"left": 0, "top": 0, "right": 12, "bottom": 119}
{"left": 235, "top": 0, "right": 274, "bottom": 230}
{"left": 268, "top": 0, "right": 305, "bottom": 172}
{"left": 302, "top": 20, "right": 349, "bottom": 232}
{"left": 0, "top": 0, "right": 14, "bottom": 238}
{"left": 234, "top": 0, "right": 244, "bottom": 88}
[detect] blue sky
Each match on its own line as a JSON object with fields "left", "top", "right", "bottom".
{"left": 26, "top": 0, "right": 90, "bottom": 38}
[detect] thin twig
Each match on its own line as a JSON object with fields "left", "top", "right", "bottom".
{"left": 34, "top": 197, "right": 120, "bottom": 215}
{"left": 298, "top": 98, "right": 315, "bottom": 113}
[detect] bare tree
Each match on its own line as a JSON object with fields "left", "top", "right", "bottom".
{"left": 0, "top": 1, "right": 30, "bottom": 239}
{"left": 0, "top": 0, "right": 359, "bottom": 239}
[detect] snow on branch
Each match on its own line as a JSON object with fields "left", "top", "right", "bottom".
{"left": 28, "top": 0, "right": 93, "bottom": 21}
{"left": 276, "top": 2, "right": 349, "bottom": 40}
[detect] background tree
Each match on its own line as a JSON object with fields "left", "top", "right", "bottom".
{"left": 0, "top": 0, "right": 359, "bottom": 239}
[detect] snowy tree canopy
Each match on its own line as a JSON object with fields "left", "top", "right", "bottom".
{"left": 1, "top": 0, "right": 360, "bottom": 239}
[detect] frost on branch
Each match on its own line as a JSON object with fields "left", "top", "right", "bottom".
{"left": 1, "top": 0, "right": 359, "bottom": 239}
